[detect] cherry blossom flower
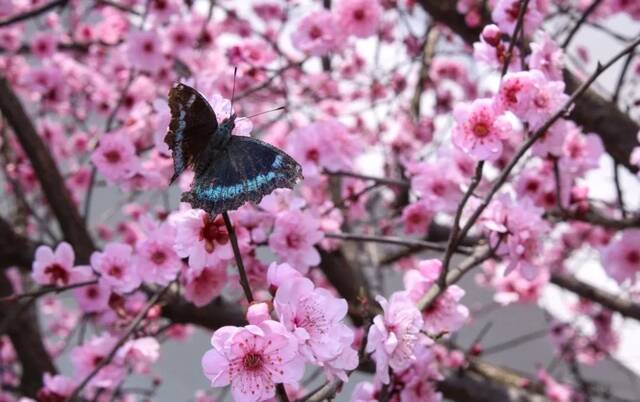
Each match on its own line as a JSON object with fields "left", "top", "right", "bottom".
{"left": 91, "top": 132, "right": 140, "bottom": 184}
{"left": 32, "top": 242, "right": 83, "bottom": 287}
{"left": 37, "top": 373, "right": 75, "bottom": 402}
{"left": 396, "top": 344, "right": 443, "bottom": 402}
{"left": 135, "top": 221, "right": 182, "bottom": 286}
{"left": 601, "top": 229, "right": 640, "bottom": 283}
{"left": 266, "top": 262, "right": 303, "bottom": 289}
{"left": 335, "top": 0, "right": 383, "bottom": 38}
{"left": 366, "top": 292, "right": 424, "bottom": 384}
{"left": 404, "top": 259, "right": 469, "bottom": 334}
{"left": 70, "top": 333, "right": 125, "bottom": 390}
{"left": 409, "top": 159, "right": 462, "bottom": 214}
{"left": 350, "top": 382, "right": 377, "bottom": 402}
{"left": 201, "top": 320, "right": 304, "bottom": 402}
{"left": 268, "top": 209, "right": 324, "bottom": 273}
{"left": 559, "top": 130, "right": 604, "bottom": 175}
{"left": 273, "top": 275, "right": 358, "bottom": 380}
{"left": 116, "top": 337, "right": 160, "bottom": 374}
{"left": 91, "top": 243, "right": 141, "bottom": 294}
{"left": 126, "top": 30, "right": 165, "bottom": 73}
{"left": 401, "top": 201, "right": 434, "bottom": 235}
{"left": 183, "top": 262, "right": 228, "bottom": 307}
{"left": 172, "top": 209, "right": 233, "bottom": 272}
{"left": 31, "top": 32, "right": 57, "bottom": 59}
{"left": 529, "top": 32, "right": 564, "bottom": 81}
{"left": 292, "top": 10, "right": 339, "bottom": 56}
{"left": 452, "top": 98, "right": 513, "bottom": 161}
{"left": 492, "top": 0, "right": 544, "bottom": 37}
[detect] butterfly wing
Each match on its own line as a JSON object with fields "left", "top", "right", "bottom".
{"left": 181, "top": 136, "right": 303, "bottom": 215}
{"left": 165, "top": 83, "right": 218, "bottom": 183}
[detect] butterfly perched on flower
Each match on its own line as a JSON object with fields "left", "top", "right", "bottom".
{"left": 164, "top": 83, "right": 303, "bottom": 215}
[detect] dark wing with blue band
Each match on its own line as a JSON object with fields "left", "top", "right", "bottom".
{"left": 181, "top": 136, "right": 303, "bottom": 215}
{"left": 165, "top": 83, "right": 217, "bottom": 183}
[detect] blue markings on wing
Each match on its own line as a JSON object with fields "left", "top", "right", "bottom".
{"left": 195, "top": 171, "right": 281, "bottom": 202}
{"left": 271, "top": 155, "right": 283, "bottom": 169}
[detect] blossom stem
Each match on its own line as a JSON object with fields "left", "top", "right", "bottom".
{"left": 0, "top": 279, "right": 98, "bottom": 303}
{"left": 501, "top": 0, "right": 530, "bottom": 77}
{"left": 66, "top": 284, "right": 170, "bottom": 401}
{"left": 221, "top": 211, "right": 254, "bottom": 303}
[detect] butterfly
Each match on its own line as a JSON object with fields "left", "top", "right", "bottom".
{"left": 164, "top": 83, "right": 303, "bottom": 215}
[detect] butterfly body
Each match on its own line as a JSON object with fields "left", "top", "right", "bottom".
{"left": 165, "top": 83, "right": 302, "bottom": 215}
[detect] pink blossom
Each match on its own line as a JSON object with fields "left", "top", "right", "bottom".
{"left": 404, "top": 259, "right": 469, "bottom": 334}
{"left": 91, "top": 132, "right": 140, "bottom": 184}
{"left": 32, "top": 242, "right": 82, "bottom": 287}
{"left": 274, "top": 276, "right": 358, "bottom": 380}
{"left": 350, "top": 382, "right": 377, "bottom": 402}
{"left": 73, "top": 279, "right": 111, "bottom": 313}
{"left": 91, "top": 243, "right": 141, "bottom": 294}
{"left": 37, "top": 373, "right": 75, "bottom": 401}
{"left": 183, "top": 262, "right": 228, "bottom": 307}
{"left": 70, "top": 333, "right": 125, "bottom": 389}
{"left": 266, "top": 262, "right": 303, "bottom": 289}
{"left": 116, "top": 337, "right": 160, "bottom": 374}
{"left": 172, "top": 209, "right": 233, "bottom": 272}
{"left": 529, "top": 32, "right": 564, "bottom": 81}
{"left": 601, "top": 229, "right": 640, "bottom": 283}
{"left": 135, "top": 221, "right": 182, "bottom": 286}
{"left": 126, "top": 30, "right": 165, "bottom": 73}
{"left": 292, "top": 10, "right": 339, "bottom": 56}
{"left": 538, "top": 369, "right": 574, "bottom": 402}
{"left": 31, "top": 32, "right": 57, "bottom": 59}
{"left": 227, "top": 39, "right": 276, "bottom": 67}
{"left": 335, "top": 0, "right": 382, "bottom": 38}
{"left": 401, "top": 201, "right": 434, "bottom": 235}
{"left": 559, "top": 130, "right": 604, "bottom": 175}
{"left": 409, "top": 160, "right": 461, "bottom": 214}
{"left": 268, "top": 209, "right": 324, "bottom": 273}
{"left": 289, "top": 119, "right": 359, "bottom": 177}
{"left": 492, "top": 0, "right": 544, "bottom": 37}
{"left": 397, "top": 344, "right": 443, "bottom": 402}
{"left": 452, "top": 98, "right": 513, "bottom": 161}
{"left": 366, "top": 292, "right": 424, "bottom": 384}
{"left": 201, "top": 320, "right": 304, "bottom": 402}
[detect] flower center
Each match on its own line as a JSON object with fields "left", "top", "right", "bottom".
{"left": 108, "top": 264, "right": 123, "bottom": 278}
{"left": 353, "top": 8, "right": 365, "bottom": 21}
{"left": 104, "top": 149, "right": 121, "bottom": 164}
{"left": 306, "top": 148, "right": 320, "bottom": 163}
{"left": 309, "top": 25, "right": 323, "bottom": 40}
{"left": 242, "top": 352, "right": 264, "bottom": 371}
{"left": 150, "top": 250, "right": 167, "bottom": 265}
{"left": 472, "top": 122, "right": 490, "bottom": 138}
{"left": 286, "top": 233, "right": 302, "bottom": 249}
{"left": 626, "top": 250, "right": 640, "bottom": 265}
{"left": 44, "top": 263, "right": 69, "bottom": 285}
{"left": 199, "top": 215, "right": 229, "bottom": 253}
{"left": 143, "top": 41, "right": 155, "bottom": 53}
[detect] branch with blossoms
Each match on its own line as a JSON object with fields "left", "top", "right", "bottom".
{"left": 3, "top": 1, "right": 640, "bottom": 402}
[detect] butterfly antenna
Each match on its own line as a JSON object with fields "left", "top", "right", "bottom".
{"left": 237, "top": 106, "right": 286, "bottom": 121}
{"left": 230, "top": 66, "right": 238, "bottom": 115}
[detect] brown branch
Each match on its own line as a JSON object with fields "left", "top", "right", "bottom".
{"left": 324, "top": 231, "right": 472, "bottom": 254}
{"left": 0, "top": 271, "right": 56, "bottom": 397}
{"left": 416, "top": 0, "right": 640, "bottom": 173}
{"left": 0, "top": 0, "right": 68, "bottom": 28}
{"left": 0, "top": 77, "right": 95, "bottom": 263}
{"left": 0, "top": 217, "right": 37, "bottom": 270}
{"left": 550, "top": 273, "right": 640, "bottom": 320}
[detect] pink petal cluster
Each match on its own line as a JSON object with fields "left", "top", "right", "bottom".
{"left": 91, "top": 242, "right": 141, "bottom": 294}
{"left": 201, "top": 320, "right": 303, "bottom": 402}
{"left": 404, "top": 259, "right": 469, "bottom": 334}
{"left": 32, "top": 242, "right": 84, "bottom": 287}
{"left": 334, "top": 0, "right": 383, "bottom": 38}
{"left": 452, "top": 98, "right": 514, "bottom": 161}
{"left": 292, "top": 10, "right": 339, "bottom": 56}
{"left": 268, "top": 209, "right": 324, "bottom": 273}
{"left": 91, "top": 132, "right": 140, "bottom": 184}
{"left": 366, "top": 292, "right": 424, "bottom": 384}
{"left": 272, "top": 272, "right": 358, "bottom": 380}
{"left": 601, "top": 229, "right": 640, "bottom": 284}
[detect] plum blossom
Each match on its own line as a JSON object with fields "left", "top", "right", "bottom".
{"left": 135, "top": 221, "right": 182, "bottom": 286}
{"left": 32, "top": 242, "right": 83, "bottom": 287}
{"left": 409, "top": 160, "right": 461, "bottom": 214}
{"left": 492, "top": 0, "right": 544, "bottom": 37}
{"left": 452, "top": 98, "right": 513, "bottom": 161}
{"left": 183, "top": 262, "right": 228, "bottom": 307}
{"left": 396, "top": 344, "right": 443, "bottom": 402}
{"left": 268, "top": 209, "right": 324, "bottom": 273}
{"left": 529, "top": 32, "right": 564, "bottom": 81}
{"left": 401, "top": 201, "right": 434, "bottom": 235}
{"left": 37, "top": 373, "right": 75, "bottom": 402}
{"left": 91, "top": 132, "right": 140, "bottom": 184}
{"left": 366, "top": 292, "right": 424, "bottom": 384}
{"left": 601, "top": 229, "right": 640, "bottom": 283}
{"left": 334, "top": 0, "right": 382, "bottom": 38}
{"left": 350, "top": 382, "right": 377, "bottom": 402}
{"left": 201, "top": 320, "right": 304, "bottom": 402}
{"left": 404, "top": 259, "right": 469, "bottom": 334}
{"left": 559, "top": 130, "right": 604, "bottom": 175}
{"left": 70, "top": 333, "right": 125, "bottom": 389}
{"left": 126, "top": 30, "right": 165, "bottom": 72}
{"left": 172, "top": 209, "right": 233, "bottom": 272}
{"left": 292, "top": 10, "right": 339, "bottom": 56}
{"left": 116, "top": 337, "right": 160, "bottom": 374}
{"left": 91, "top": 243, "right": 141, "bottom": 294}
{"left": 273, "top": 274, "right": 358, "bottom": 380}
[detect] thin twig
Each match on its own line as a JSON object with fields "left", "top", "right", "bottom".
{"left": 0, "top": 280, "right": 97, "bottom": 303}
{"left": 221, "top": 211, "right": 254, "bottom": 303}
{"left": 501, "top": 0, "right": 531, "bottom": 77}
{"left": 561, "top": 0, "right": 604, "bottom": 49}
{"left": 324, "top": 232, "right": 472, "bottom": 255}
{"left": 324, "top": 170, "right": 410, "bottom": 188}
{"left": 0, "top": 0, "right": 68, "bottom": 27}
